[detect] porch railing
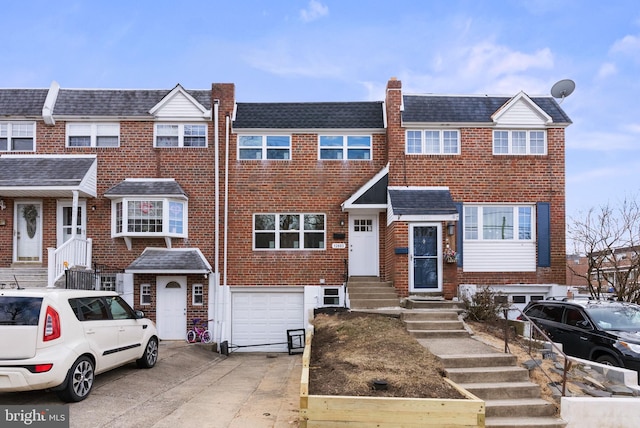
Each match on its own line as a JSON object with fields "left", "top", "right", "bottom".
{"left": 47, "top": 237, "right": 93, "bottom": 288}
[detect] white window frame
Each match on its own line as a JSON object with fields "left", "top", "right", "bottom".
{"left": 154, "top": 123, "right": 208, "bottom": 148}
{"left": 140, "top": 284, "right": 151, "bottom": 305}
{"left": 318, "top": 135, "right": 372, "bottom": 160}
{"left": 237, "top": 135, "right": 291, "bottom": 160}
{"left": 192, "top": 283, "right": 204, "bottom": 305}
{"left": 0, "top": 122, "right": 36, "bottom": 152}
{"left": 322, "top": 287, "right": 341, "bottom": 306}
{"left": 253, "top": 213, "right": 326, "bottom": 250}
{"left": 464, "top": 205, "right": 534, "bottom": 241}
{"left": 406, "top": 129, "right": 460, "bottom": 155}
{"left": 112, "top": 197, "right": 188, "bottom": 238}
{"left": 66, "top": 123, "right": 120, "bottom": 147}
{"left": 493, "top": 130, "right": 547, "bottom": 155}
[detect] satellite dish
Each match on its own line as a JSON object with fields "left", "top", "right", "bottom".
{"left": 550, "top": 79, "right": 575, "bottom": 103}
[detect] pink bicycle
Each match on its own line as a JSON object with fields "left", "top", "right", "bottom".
{"left": 186, "top": 318, "right": 213, "bottom": 343}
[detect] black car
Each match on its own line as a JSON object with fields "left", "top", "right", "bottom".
{"left": 521, "top": 299, "right": 640, "bottom": 372}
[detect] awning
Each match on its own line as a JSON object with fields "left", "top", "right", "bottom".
{"left": 388, "top": 187, "right": 459, "bottom": 222}
{"left": 125, "top": 248, "right": 212, "bottom": 274}
{"left": 0, "top": 155, "right": 97, "bottom": 198}
{"left": 104, "top": 178, "right": 187, "bottom": 199}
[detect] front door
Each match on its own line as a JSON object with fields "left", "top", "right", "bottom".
{"left": 57, "top": 200, "right": 87, "bottom": 246}
{"left": 156, "top": 276, "right": 187, "bottom": 340}
{"left": 409, "top": 224, "right": 442, "bottom": 292}
{"left": 14, "top": 201, "right": 42, "bottom": 263}
{"left": 348, "top": 214, "right": 379, "bottom": 276}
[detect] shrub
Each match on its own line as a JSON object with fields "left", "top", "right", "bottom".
{"left": 462, "top": 286, "right": 510, "bottom": 322}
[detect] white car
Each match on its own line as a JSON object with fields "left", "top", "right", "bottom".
{"left": 0, "top": 288, "right": 158, "bottom": 402}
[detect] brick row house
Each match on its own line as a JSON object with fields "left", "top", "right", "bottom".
{"left": 0, "top": 78, "right": 571, "bottom": 350}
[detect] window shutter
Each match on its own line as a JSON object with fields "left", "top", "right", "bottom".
{"left": 537, "top": 202, "right": 551, "bottom": 267}
{"left": 455, "top": 202, "right": 463, "bottom": 266}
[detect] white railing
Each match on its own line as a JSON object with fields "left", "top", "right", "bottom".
{"left": 47, "top": 237, "right": 93, "bottom": 288}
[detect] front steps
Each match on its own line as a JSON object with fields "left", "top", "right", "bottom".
{"left": 0, "top": 267, "right": 48, "bottom": 288}
{"left": 347, "top": 277, "right": 400, "bottom": 309}
{"left": 402, "top": 306, "right": 566, "bottom": 428}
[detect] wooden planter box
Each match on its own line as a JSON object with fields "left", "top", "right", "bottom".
{"left": 300, "top": 329, "right": 485, "bottom": 428}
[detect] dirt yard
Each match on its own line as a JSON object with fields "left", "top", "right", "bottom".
{"left": 309, "top": 310, "right": 465, "bottom": 399}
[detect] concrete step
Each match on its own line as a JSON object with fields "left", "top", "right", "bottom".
{"left": 401, "top": 311, "right": 460, "bottom": 321}
{"left": 350, "top": 299, "right": 401, "bottom": 309}
{"left": 407, "top": 329, "right": 470, "bottom": 339}
{"left": 458, "top": 381, "right": 541, "bottom": 399}
{"left": 485, "top": 416, "right": 566, "bottom": 428}
{"left": 438, "top": 353, "right": 517, "bottom": 369}
{"left": 348, "top": 289, "right": 399, "bottom": 298}
{"left": 403, "top": 299, "right": 465, "bottom": 311}
{"left": 485, "top": 398, "right": 557, "bottom": 418}
{"left": 403, "top": 320, "right": 464, "bottom": 330}
{"left": 446, "top": 366, "right": 529, "bottom": 383}
{"left": 0, "top": 267, "right": 48, "bottom": 288}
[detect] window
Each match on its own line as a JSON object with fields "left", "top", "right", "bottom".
{"left": 113, "top": 198, "right": 186, "bottom": 237}
{"left": 238, "top": 135, "right": 290, "bottom": 160}
{"left": 67, "top": 123, "right": 120, "bottom": 147}
{"left": 512, "top": 295, "right": 526, "bottom": 304}
{"left": 100, "top": 274, "right": 117, "bottom": 292}
{"left": 323, "top": 288, "right": 340, "bottom": 306}
{"left": 193, "top": 284, "right": 203, "bottom": 305}
{"left": 464, "top": 205, "right": 533, "bottom": 241}
{"left": 319, "top": 135, "right": 371, "bottom": 160}
{"left": 493, "top": 130, "right": 546, "bottom": 155}
{"left": 140, "top": 284, "right": 151, "bottom": 305}
{"left": 406, "top": 130, "right": 459, "bottom": 154}
{"left": 155, "top": 124, "right": 207, "bottom": 147}
{"left": 104, "top": 296, "right": 136, "bottom": 320}
{"left": 254, "top": 213, "right": 325, "bottom": 250}
{"left": 0, "top": 122, "right": 35, "bottom": 151}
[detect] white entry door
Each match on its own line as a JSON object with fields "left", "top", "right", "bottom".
{"left": 14, "top": 201, "right": 43, "bottom": 263}
{"left": 56, "top": 200, "right": 87, "bottom": 246}
{"left": 156, "top": 276, "right": 187, "bottom": 340}
{"left": 348, "top": 214, "right": 379, "bottom": 276}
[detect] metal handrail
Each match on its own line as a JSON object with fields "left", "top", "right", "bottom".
{"left": 502, "top": 306, "right": 571, "bottom": 396}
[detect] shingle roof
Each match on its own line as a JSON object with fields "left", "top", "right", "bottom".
{"left": 354, "top": 173, "right": 388, "bottom": 205}
{"left": 402, "top": 95, "right": 572, "bottom": 124}
{"left": 126, "top": 248, "right": 211, "bottom": 273}
{"left": 233, "top": 102, "right": 385, "bottom": 129}
{"left": 0, "top": 89, "right": 49, "bottom": 117}
{"left": 0, "top": 156, "right": 95, "bottom": 187}
{"left": 104, "top": 179, "right": 188, "bottom": 198}
{"left": 388, "top": 188, "right": 458, "bottom": 216}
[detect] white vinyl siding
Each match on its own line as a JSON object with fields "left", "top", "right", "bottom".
{"left": 462, "top": 241, "right": 536, "bottom": 272}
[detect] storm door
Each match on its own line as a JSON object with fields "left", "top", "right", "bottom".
{"left": 409, "top": 223, "right": 442, "bottom": 292}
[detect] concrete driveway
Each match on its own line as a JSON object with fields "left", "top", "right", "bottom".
{"left": 0, "top": 341, "right": 302, "bottom": 428}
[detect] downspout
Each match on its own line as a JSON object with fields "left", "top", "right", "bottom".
{"left": 212, "top": 100, "right": 220, "bottom": 339}
{"left": 224, "top": 113, "right": 230, "bottom": 288}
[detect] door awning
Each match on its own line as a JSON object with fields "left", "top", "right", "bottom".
{"left": 388, "top": 187, "right": 459, "bottom": 222}
{"left": 125, "top": 248, "right": 212, "bottom": 274}
{"left": 0, "top": 155, "right": 97, "bottom": 198}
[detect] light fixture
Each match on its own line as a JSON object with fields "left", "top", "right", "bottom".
{"left": 91, "top": 205, "right": 97, "bottom": 211}
{"left": 447, "top": 221, "right": 456, "bottom": 236}
{"left": 339, "top": 218, "right": 345, "bottom": 227}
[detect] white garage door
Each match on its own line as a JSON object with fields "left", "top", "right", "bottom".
{"left": 231, "top": 290, "right": 304, "bottom": 353}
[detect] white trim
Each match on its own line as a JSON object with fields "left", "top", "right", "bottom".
{"left": 341, "top": 164, "right": 388, "bottom": 211}
{"left": 409, "top": 223, "right": 443, "bottom": 292}
{"left": 492, "top": 91, "right": 553, "bottom": 125}
{"left": 149, "top": 84, "right": 211, "bottom": 119}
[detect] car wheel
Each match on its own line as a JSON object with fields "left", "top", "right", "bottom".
{"left": 596, "top": 354, "right": 620, "bottom": 366}
{"left": 136, "top": 337, "right": 159, "bottom": 368}
{"left": 56, "top": 356, "right": 94, "bottom": 402}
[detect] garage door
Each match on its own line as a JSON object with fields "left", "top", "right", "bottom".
{"left": 231, "top": 290, "right": 304, "bottom": 352}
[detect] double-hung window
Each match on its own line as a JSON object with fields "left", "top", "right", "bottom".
{"left": 254, "top": 213, "right": 325, "bottom": 250}
{"left": 319, "top": 135, "right": 371, "bottom": 160}
{"left": 464, "top": 205, "right": 533, "bottom": 241}
{"left": 238, "top": 135, "right": 290, "bottom": 160}
{"left": 493, "top": 130, "right": 546, "bottom": 155}
{"left": 155, "top": 124, "right": 207, "bottom": 147}
{"left": 113, "top": 198, "right": 187, "bottom": 237}
{"left": 67, "top": 123, "right": 120, "bottom": 147}
{"left": 0, "top": 122, "right": 35, "bottom": 151}
{"left": 406, "top": 130, "right": 459, "bottom": 154}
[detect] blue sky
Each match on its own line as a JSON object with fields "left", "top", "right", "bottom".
{"left": 2, "top": 0, "right": 640, "bottom": 225}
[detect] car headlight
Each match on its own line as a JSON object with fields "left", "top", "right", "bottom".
{"left": 620, "top": 341, "right": 640, "bottom": 354}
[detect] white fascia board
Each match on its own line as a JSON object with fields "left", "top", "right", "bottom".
{"left": 232, "top": 127, "right": 385, "bottom": 134}
{"left": 387, "top": 213, "right": 459, "bottom": 225}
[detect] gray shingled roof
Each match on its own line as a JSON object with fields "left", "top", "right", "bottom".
{"left": 0, "top": 156, "right": 95, "bottom": 187}
{"left": 233, "top": 102, "right": 385, "bottom": 129}
{"left": 0, "top": 89, "right": 49, "bottom": 117}
{"left": 104, "top": 179, "right": 188, "bottom": 198}
{"left": 354, "top": 174, "right": 388, "bottom": 205}
{"left": 126, "top": 248, "right": 211, "bottom": 273}
{"left": 388, "top": 188, "right": 458, "bottom": 216}
{"left": 402, "top": 95, "right": 572, "bottom": 124}
{"left": 0, "top": 88, "right": 210, "bottom": 117}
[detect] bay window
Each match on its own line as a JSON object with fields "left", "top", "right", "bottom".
{"left": 113, "top": 198, "right": 187, "bottom": 237}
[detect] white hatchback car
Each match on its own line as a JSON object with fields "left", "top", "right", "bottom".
{"left": 0, "top": 288, "right": 158, "bottom": 402}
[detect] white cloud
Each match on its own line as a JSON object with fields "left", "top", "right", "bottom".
{"left": 597, "top": 62, "right": 617, "bottom": 79}
{"left": 610, "top": 34, "right": 640, "bottom": 55}
{"left": 300, "top": 0, "right": 328, "bottom": 23}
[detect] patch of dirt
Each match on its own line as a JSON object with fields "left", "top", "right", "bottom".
{"left": 309, "top": 311, "right": 465, "bottom": 399}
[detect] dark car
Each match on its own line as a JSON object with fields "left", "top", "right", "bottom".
{"left": 521, "top": 299, "right": 640, "bottom": 372}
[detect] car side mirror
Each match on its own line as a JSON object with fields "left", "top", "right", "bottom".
{"left": 576, "top": 320, "right": 591, "bottom": 330}
{"left": 135, "top": 310, "right": 145, "bottom": 319}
